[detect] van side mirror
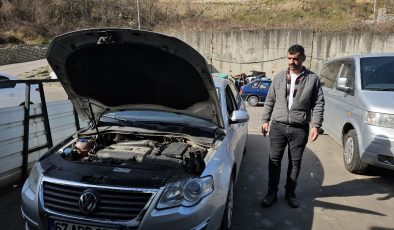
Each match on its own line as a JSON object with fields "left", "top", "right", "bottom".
{"left": 335, "top": 78, "right": 350, "bottom": 93}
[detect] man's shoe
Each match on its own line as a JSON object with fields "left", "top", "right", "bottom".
{"left": 261, "top": 191, "right": 277, "bottom": 207}
{"left": 285, "top": 193, "right": 299, "bottom": 208}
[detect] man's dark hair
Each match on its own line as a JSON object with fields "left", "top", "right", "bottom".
{"left": 288, "top": 44, "right": 305, "bottom": 57}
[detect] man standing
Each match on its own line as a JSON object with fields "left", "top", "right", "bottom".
{"left": 261, "top": 44, "right": 324, "bottom": 208}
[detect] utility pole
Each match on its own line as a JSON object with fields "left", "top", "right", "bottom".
{"left": 137, "top": 0, "right": 141, "bottom": 30}
{"left": 373, "top": 0, "right": 377, "bottom": 22}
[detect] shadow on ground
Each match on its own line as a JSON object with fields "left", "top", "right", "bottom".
{"left": 232, "top": 133, "right": 394, "bottom": 230}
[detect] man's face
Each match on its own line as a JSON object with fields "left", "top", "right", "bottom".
{"left": 288, "top": 52, "right": 305, "bottom": 72}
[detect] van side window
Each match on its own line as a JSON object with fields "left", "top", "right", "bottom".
{"left": 338, "top": 62, "right": 355, "bottom": 88}
{"left": 319, "top": 62, "right": 341, "bottom": 88}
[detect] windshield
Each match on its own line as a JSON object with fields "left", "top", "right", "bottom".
{"left": 361, "top": 56, "right": 394, "bottom": 91}
{"left": 103, "top": 110, "right": 216, "bottom": 128}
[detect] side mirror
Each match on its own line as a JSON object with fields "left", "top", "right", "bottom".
{"left": 229, "top": 110, "right": 249, "bottom": 124}
{"left": 335, "top": 78, "right": 350, "bottom": 93}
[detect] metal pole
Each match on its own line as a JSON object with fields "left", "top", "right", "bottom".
{"left": 137, "top": 0, "right": 141, "bottom": 30}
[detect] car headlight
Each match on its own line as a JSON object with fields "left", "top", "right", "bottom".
{"left": 364, "top": 111, "right": 394, "bottom": 128}
{"left": 157, "top": 176, "right": 214, "bottom": 209}
{"left": 28, "top": 163, "right": 42, "bottom": 194}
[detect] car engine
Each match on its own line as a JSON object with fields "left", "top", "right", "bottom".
{"left": 59, "top": 133, "right": 209, "bottom": 175}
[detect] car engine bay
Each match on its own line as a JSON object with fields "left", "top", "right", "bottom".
{"left": 59, "top": 132, "right": 210, "bottom": 175}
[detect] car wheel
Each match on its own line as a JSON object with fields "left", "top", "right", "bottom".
{"left": 247, "top": 96, "right": 258, "bottom": 106}
{"left": 221, "top": 177, "right": 234, "bottom": 230}
{"left": 343, "top": 129, "right": 368, "bottom": 174}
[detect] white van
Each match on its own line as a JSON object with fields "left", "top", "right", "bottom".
{"left": 319, "top": 53, "right": 394, "bottom": 174}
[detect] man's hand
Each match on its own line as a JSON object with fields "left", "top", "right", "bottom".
{"left": 261, "top": 122, "right": 269, "bottom": 137}
{"left": 309, "top": 127, "right": 319, "bottom": 142}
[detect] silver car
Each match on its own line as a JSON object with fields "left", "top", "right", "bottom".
{"left": 319, "top": 53, "right": 394, "bottom": 174}
{"left": 21, "top": 29, "right": 249, "bottom": 230}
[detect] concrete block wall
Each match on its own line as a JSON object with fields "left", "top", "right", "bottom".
{"left": 2, "top": 30, "right": 394, "bottom": 78}
{"left": 169, "top": 30, "right": 394, "bottom": 77}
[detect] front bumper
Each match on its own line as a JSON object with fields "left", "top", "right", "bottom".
{"left": 361, "top": 124, "right": 394, "bottom": 170}
{"left": 21, "top": 180, "right": 226, "bottom": 230}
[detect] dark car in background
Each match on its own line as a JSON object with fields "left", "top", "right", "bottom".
{"left": 240, "top": 79, "right": 271, "bottom": 106}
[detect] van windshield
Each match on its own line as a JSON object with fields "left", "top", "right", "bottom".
{"left": 361, "top": 57, "right": 394, "bottom": 91}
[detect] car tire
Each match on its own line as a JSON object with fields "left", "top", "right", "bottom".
{"left": 343, "top": 129, "right": 368, "bottom": 174}
{"left": 220, "top": 177, "right": 234, "bottom": 230}
{"left": 247, "top": 96, "right": 258, "bottom": 107}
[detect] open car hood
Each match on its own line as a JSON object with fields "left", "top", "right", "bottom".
{"left": 46, "top": 29, "right": 223, "bottom": 128}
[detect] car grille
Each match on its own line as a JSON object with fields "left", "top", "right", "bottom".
{"left": 43, "top": 181, "right": 153, "bottom": 221}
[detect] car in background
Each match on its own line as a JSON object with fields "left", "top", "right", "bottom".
{"left": 319, "top": 53, "right": 394, "bottom": 174}
{"left": 21, "top": 29, "right": 249, "bottom": 230}
{"left": 0, "top": 73, "right": 40, "bottom": 108}
{"left": 240, "top": 79, "right": 272, "bottom": 106}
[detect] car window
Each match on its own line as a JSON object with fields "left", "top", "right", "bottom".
{"left": 0, "top": 76, "right": 16, "bottom": 89}
{"left": 259, "top": 83, "right": 267, "bottom": 89}
{"left": 319, "top": 61, "right": 342, "bottom": 89}
{"left": 360, "top": 56, "right": 394, "bottom": 91}
{"left": 225, "top": 85, "right": 237, "bottom": 116}
{"left": 228, "top": 82, "right": 241, "bottom": 108}
{"left": 251, "top": 82, "right": 260, "bottom": 88}
{"left": 262, "top": 82, "right": 271, "bottom": 88}
{"left": 338, "top": 62, "right": 355, "bottom": 88}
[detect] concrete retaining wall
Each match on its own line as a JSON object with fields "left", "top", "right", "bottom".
{"left": 0, "top": 45, "right": 47, "bottom": 66}
{"left": 169, "top": 30, "right": 394, "bottom": 77}
{"left": 2, "top": 30, "right": 394, "bottom": 77}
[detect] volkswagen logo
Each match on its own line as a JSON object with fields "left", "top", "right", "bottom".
{"left": 79, "top": 189, "right": 99, "bottom": 215}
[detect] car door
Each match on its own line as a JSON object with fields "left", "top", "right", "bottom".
{"left": 319, "top": 61, "right": 343, "bottom": 143}
{"left": 331, "top": 60, "right": 360, "bottom": 142}
{"left": 225, "top": 83, "right": 245, "bottom": 173}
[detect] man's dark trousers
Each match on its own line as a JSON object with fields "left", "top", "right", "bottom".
{"left": 268, "top": 121, "right": 309, "bottom": 193}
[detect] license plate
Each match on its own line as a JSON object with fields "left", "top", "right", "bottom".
{"left": 49, "top": 219, "right": 117, "bottom": 230}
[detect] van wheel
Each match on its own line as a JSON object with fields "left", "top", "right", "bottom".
{"left": 247, "top": 96, "right": 258, "bottom": 107}
{"left": 343, "top": 129, "right": 368, "bottom": 174}
{"left": 220, "top": 177, "right": 234, "bottom": 230}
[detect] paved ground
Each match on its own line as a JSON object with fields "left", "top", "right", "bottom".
{"left": 231, "top": 106, "right": 394, "bottom": 230}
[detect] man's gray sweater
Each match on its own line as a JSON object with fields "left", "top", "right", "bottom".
{"left": 261, "top": 68, "right": 325, "bottom": 128}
